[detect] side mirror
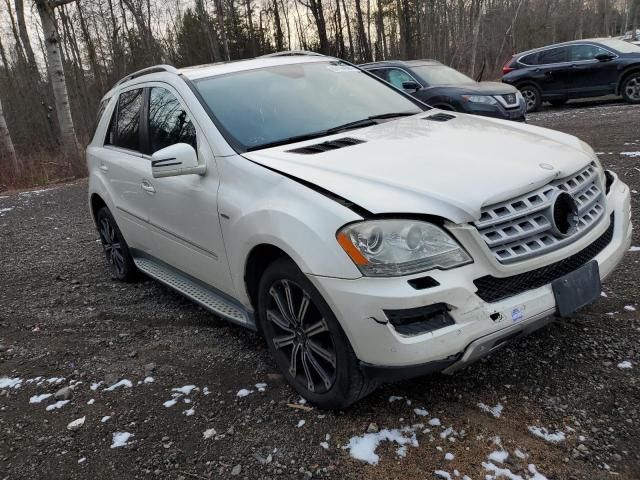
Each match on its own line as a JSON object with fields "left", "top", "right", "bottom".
{"left": 151, "top": 143, "right": 206, "bottom": 178}
{"left": 595, "top": 53, "right": 614, "bottom": 62}
{"left": 402, "top": 81, "right": 422, "bottom": 92}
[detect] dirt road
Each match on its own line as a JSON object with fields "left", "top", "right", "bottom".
{"left": 1, "top": 102, "right": 639, "bottom": 480}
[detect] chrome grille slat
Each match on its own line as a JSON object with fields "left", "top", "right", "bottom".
{"left": 474, "top": 162, "right": 606, "bottom": 264}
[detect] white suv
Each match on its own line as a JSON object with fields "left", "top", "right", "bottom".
{"left": 87, "top": 54, "right": 632, "bottom": 409}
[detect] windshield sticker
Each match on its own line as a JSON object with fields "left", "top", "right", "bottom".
{"left": 327, "top": 65, "right": 358, "bottom": 73}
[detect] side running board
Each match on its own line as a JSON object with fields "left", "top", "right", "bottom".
{"left": 133, "top": 256, "right": 255, "bottom": 330}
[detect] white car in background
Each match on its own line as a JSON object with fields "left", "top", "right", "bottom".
{"left": 87, "top": 53, "right": 632, "bottom": 409}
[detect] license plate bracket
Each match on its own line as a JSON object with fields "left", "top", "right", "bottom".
{"left": 552, "top": 260, "right": 601, "bottom": 317}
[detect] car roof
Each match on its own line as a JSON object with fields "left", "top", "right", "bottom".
{"left": 359, "top": 59, "right": 442, "bottom": 68}
{"left": 105, "top": 54, "right": 338, "bottom": 98}
{"left": 514, "top": 38, "right": 612, "bottom": 56}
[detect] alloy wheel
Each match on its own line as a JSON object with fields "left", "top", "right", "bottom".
{"left": 522, "top": 88, "right": 538, "bottom": 111}
{"left": 266, "top": 279, "right": 337, "bottom": 393}
{"left": 98, "top": 217, "right": 126, "bottom": 277}
{"left": 625, "top": 77, "right": 640, "bottom": 101}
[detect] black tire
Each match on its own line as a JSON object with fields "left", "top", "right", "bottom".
{"left": 549, "top": 99, "right": 567, "bottom": 107}
{"left": 621, "top": 72, "right": 640, "bottom": 104}
{"left": 257, "top": 258, "right": 377, "bottom": 410}
{"left": 519, "top": 84, "right": 542, "bottom": 112}
{"left": 96, "top": 206, "right": 137, "bottom": 281}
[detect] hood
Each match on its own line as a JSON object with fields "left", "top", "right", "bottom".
{"left": 425, "top": 81, "right": 518, "bottom": 96}
{"left": 243, "top": 113, "right": 596, "bottom": 224}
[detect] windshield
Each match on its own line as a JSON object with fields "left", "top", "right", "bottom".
{"left": 194, "top": 61, "right": 423, "bottom": 151}
{"left": 599, "top": 38, "right": 640, "bottom": 53}
{"left": 411, "top": 65, "right": 474, "bottom": 86}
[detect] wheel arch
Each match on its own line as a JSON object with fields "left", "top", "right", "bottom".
{"left": 244, "top": 243, "right": 293, "bottom": 314}
{"left": 616, "top": 66, "right": 640, "bottom": 95}
{"left": 90, "top": 193, "right": 108, "bottom": 224}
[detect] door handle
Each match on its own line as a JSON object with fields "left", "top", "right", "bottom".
{"left": 141, "top": 180, "right": 156, "bottom": 195}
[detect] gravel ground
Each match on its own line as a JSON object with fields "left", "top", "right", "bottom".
{"left": 1, "top": 101, "right": 639, "bottom": 480}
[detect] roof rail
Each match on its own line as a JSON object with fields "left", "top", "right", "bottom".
{"left": 259, "top": 50, "right": 325, "bottom": 58}
{"left": 114, "top": 64, "right": 180, "bottom": 87}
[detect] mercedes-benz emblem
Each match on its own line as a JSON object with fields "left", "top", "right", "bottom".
{"left": 549, "top": 190, "right": 578, "bottom": 236}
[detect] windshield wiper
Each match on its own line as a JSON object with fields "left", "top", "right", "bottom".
{"left": 245, "top": 111, "right": 420, "bottom": 151}
{"left": 325, "top": 111, "right": 419, "bottom": 135}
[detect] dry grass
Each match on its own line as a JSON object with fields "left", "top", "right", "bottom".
{"left": 0, "top": 149, "right": 85, "bottom": 191}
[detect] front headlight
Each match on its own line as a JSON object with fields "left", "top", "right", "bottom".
{"left": 337, "top": 220, "right": 472, "bottom": 277}
{"left": 462, "top": 95, "right": 498, "bottom": 105}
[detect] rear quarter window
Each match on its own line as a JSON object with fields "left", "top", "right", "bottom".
{"left": 519, "top": 53, "right": 539, "bottom": 65}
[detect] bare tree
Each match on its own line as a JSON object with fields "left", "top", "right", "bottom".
{"left": 0, "top": 95, "right": 18, "bottom": 173}
{"left": 35, "top": 0, "right": 83, "bottom": 176}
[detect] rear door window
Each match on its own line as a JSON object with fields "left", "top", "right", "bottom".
{"left": 538, "top": 47, "right": 568, "bottom": 65}
{"left": 147, "top": 87, "right": 197, "bottom": 153}
{"left": 107, "top": 88, "right": 143, "bottom": 151}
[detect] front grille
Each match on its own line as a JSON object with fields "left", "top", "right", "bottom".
{"left": 474, "top": 214, "right": 614, "bottom": 303}
{"left": 474, "top": 162, "right": 606, "bottom": 264}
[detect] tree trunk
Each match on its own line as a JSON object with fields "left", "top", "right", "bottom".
{"left": 341, "top": 0, "right": 354, "bottom": 60}
{"left": 0, "top": 95, "right": 19, "bottom": 173}
{"left": 214, "top": 0, "right": 231, "bottom": 60}
{"left": 469, "top": 0, "right": 483, "bottom": 78}
{"left": 14, "top": 0, "right": 37, "bottom": 67}
{"left": 354, "top": 0, "right": 371, "bottom": 61}
{"left": 245, "top": 0, "right": 257, "bottom": 56}
{"left": 36, "top": 0, "right": 83, "bottom": 177}
{"left": 273, "top": 0, "right": 284, "bottom": 51}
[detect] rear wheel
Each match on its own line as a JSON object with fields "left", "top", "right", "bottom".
{"left": 519, "top": 85, "right": 542, "bottom": 112}
{"left": 96, "top": 207, "right": 137, "bottom": 281}
{"left": 257, "top": 258, "right": 377, "bottom": 410}
{"left": 621, "top": 72, "right": 640, "bottom": 104}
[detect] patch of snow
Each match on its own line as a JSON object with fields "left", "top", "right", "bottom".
{"left": 236, "top": 388, "right": 253, "bottom": 397}
{"left": 617, "top": 360, "right": 633, "bottom": 369}
{"left": 104, "top": 379, "right": 133, "bottom": 392}
{"left": 528, "top": 426, "right": 566, "bottom": 443}
{"left": 444, "top": 452, "right": 454, "bottom": 460}
{"left": 528, "top": 464, "right": 549, "bottom": 480}
{"left": 298, "top": 397, "right": 307, "bottom": 404}
{"left": 345, "top": 427, "right": 418, "bottom": 465}
{"left": 440, "top": 426, "right": 455, "bottom": 439}
{"left": 621, "top": 151, "right": 640, "bottom": 157}
{"left": 110, "top": 432, "right": 133, "bottom": 448}
{"left": 388, "top": 395, "right": 404, "bottom": 402}
{"left": 429, "top": 418, "right": 441, "bottom": 426}
{"left": 296, "top": 420, "right": 306, "bottom": 428}
{"left": 488, "top": 450, "right": 509, "bottom": 463}
{"left": 172, "top": 385, "right": 197, "bottom": 395}
{"left": 45, "top": 400, "right": 70, "bottom": 411}
{"left": 143, "top": 376, "right": 154, "bottom": 384}
{"left": 396, "top": 446, "right": 408, "bottom": 458}
{"left": 624, "top": 305, "right": 636, "bottom": 312}
{"left": 183, "top": 408, "right": 195, "bottom": 416}
{"left": 87, "top": 399, "right": 95, "bottom": 405}
{"left": 413, "top": 408, "right": 428, "bottom": 416}
{"left": 203, "top": 428, "right": 216, "bottom": 439}
{"left": 478, "top": 402, "right": 504, "bottom": 418}
{"left": 255, "top": 383, "right": 267, "bottom": 392}
{"left": 514, "top": 448, "right": 528, "bottom": 459}
{"left": 101, "top": 416, "right": 111, "bottom": 423}
{"left": 320, "top": 441, "right": 329, "bottom": 449}
{"left": 46, "top": 377, "right": 65, "bottom": 384}
{"left": 29, "top": 393, "right": 52, "bottom": 404}
{"left": 601, "top": 291, "right": 608, "bottom": 297}
{"left": 629, "top": 246, "right": 640, "bottom": 252}
{"left": 90, "top": 381, "right": 103, "bottom": 391}
{"left": 163, "top": 399, "right": 177, "bottom": 408}
{"left": 0, "top": 207, "right": 14, "bottom": 215}
{"left": 203, "top": 387, "right": 210, "bottom": 395}
{"left": 78, "top": 457, "right": 86, "bottom": 464}
{"left": 483, "top": 462, "right": 524, "bottom": 480}
{"left": 434, "top": 471, "right": 452, "bottom": 480}
{"left": 0, "top": 377, "right": 22, "bottom": 389}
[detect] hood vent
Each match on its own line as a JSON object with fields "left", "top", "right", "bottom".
{"left": 425, "top": 113, "right": 456, "bottom": 122}
{"left": 287, "top": 137, "right": 366, "bottom": 155}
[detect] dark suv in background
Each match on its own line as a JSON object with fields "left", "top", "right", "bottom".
{"left": 361, "top": 60, "right": 526, "bottom": 121}
{"left": 502, "top": 38, "right": 640, "bottom": 111}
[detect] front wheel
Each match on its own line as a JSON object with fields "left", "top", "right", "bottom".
{"left": 257, "top": 258, "right": 377, "bottom": 410}
{"left": 96, "top": 207, "right": 137, "bottom": 281}
{"left": 519, "top": 85, "right": 542, "bottom": 112}
{"left": 621, "top": 73, "right": 640, "bottom": 104}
